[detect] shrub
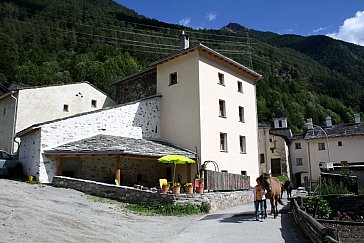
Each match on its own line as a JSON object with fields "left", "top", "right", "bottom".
{"left": 316, "top": 178, "right": 351, "bottom": 195}
{"left": 304, "top": 197, "right": 332, "bottom": 219}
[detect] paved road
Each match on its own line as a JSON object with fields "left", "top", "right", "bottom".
{"left": 171, "top": 196, "right": 309, "bottom": 243}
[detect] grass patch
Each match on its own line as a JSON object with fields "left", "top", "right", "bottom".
{"left": 359, "top": 188, "right": 364, "bottom": 195}
{"left": 125, "top": 202, "right": 211, "bottom": 216}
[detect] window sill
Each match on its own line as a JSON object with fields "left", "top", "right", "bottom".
{"left": 219, "top": 116, "right": 227, "bottom": 118}
{"left": 238, "top": 121, "right": 245, "bottom": 123}
{"left": 220, "top": 150, "right": 228, "bottom": 153}
{"left": 217, "top": 83, "right": 225, "bottom": 86}
{"left": 240, "top": 152, "right": 247, "bottom": 154}
{"left": 168, "top": 83, "right": 178, "bottom": 86}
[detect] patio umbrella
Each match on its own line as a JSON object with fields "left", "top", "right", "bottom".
{"left": 158, "top": 155, "right": 195, "bottom": 186}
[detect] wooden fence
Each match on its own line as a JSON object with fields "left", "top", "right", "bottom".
{"left": 204, "top": 170, "right": 250, "bottom": 191}
{"left": 291, "top": 198, "right": 340, "bottom": 243}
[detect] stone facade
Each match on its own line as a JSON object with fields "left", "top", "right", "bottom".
{"left": 113, "top": 68, "right": 157, "bottom": 104}
{"left": 18, "top": 97, "right": 161, "bottom": 183}
{"left": 53, "top": 176, "right": 254, "bottom": 212}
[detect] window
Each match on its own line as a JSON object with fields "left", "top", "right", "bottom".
{"left": 221, "top": 170, "right": 228, "bottom": 173}
{"left": 219, "top": 100, "right": 226, "bottom": 117}
{"left": 296, "top": 158, "right": 303, "bottom": 166}
{"left": 169, "top": 72, "right": 177, "bottom": 85}
{"left": 3, "top": 108, "right": 5, "bottom": 116}
{"left": 63, "top": 104, "right": 69, "bottom": 112}
{"left": 318, "top": 143, "right": 325, "bottom": 150}
{"left": 239, "top": 106, "right": 245, "bottom": 122}
{"left": 218, "top": 73, "right": 225, "bottom": 85}
{"left": 220, "top": 133, "right": 227, "bottom": 151}
{"left": 240, "top": 135, "right": 246, "bottom": 153}
{"left": 237, "top": 81, "right": 243, "bottom": 93}
{"left": 260, "top": 153, "right": 265, "bottom": 163}
{"left": 241, "top": 171, "right": 247, "bottom": 175}
{"left": 295, "top": 142, "right": 302, "bottom": 149}
{"left": 338, "top": 141, "right": 343, "bottom": 146}
{"left": 91, "top": 100, "right": 97, "bottom": 108}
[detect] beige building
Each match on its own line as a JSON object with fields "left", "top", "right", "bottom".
{"left": 114, "top": 36, "right": 262, "bottom": 185}
{"left": 289, "top": 115, "right": 364, "bottom": 188}
{"left": 258, "top": 117, "right": 291, "bottom": 178}
{"left": 0, "top": 82, "right": 116, "bottom": 153}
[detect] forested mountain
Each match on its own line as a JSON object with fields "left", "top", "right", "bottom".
{"left": 0, "top": 0, "right": 363, "bottom": 134}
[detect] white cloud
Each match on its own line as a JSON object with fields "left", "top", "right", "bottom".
{"left": 206, "top": 12, "right": 217, "bottom": 21}
{"left": 179, "top": 17, "right": 192, "bottom": 27}
{"left": 327, "top": 10, "right": 364, "bottom": 45}
{"left": 313, "top": 25, "right": 331, "bottom": 34}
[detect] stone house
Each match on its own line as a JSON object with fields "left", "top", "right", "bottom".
{"left": 258, "top": 116, "right": 292, "bottom": 178}
{"left": 289, "top": 114, "right": 364, "bottom": 188}
{"left": 0, "top": 82, "right": 116, "bottom": 153}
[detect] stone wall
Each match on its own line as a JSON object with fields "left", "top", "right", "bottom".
{"left": 113, "top": 68, "right": 157, "bottom": 104}
{"left": 19, "top": 96, "right": 161, "bottom": 183}
{"left": 53, "top": 176, "right": 254, "bottom": 212}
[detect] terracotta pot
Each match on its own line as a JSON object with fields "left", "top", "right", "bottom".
{"left": 196, "top": 184, "right": 204, "bottom": 193}
{"left": 185, "top": 185, "right": 193, "bottom": 194}
{"left": 172, "top": 186, "right": 181, "bottom": 194}
{"left": 161, "top": 185, "right": 170, "bottom": 193}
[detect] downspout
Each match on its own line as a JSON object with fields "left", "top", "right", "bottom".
{"left": 264, "top": 128, "right": 269, "bottom": 174}
{"left": 10, "top": 92, "right": 18, "bottom": 154}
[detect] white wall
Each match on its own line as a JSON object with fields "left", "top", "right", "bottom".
{"left": 0, "top": 94, "right": 16, "bottom": 152}
{"left": 19, "top": 97, "right": 161, "bottom": 183}
{"left": 198, "top": 52, "right": 259, "bottom": 184}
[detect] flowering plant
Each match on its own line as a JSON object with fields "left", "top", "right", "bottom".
{"left": 173, "top": 182, "right": 181, "bottom": 187}
{"left": 184, "top": 182, "right": 193, "bottom": 187}
{"left": 162, "top": 182, "right": 169, "bottom": 187}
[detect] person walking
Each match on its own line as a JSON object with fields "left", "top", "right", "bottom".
{"left": 253, "top": 178, "right": 267, "bottom": 222}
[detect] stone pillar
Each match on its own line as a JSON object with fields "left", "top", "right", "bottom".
{"left": 57, "top": 157, "right": 62, "bottom": 176}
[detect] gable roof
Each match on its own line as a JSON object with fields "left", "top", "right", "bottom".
{"left": 304, "top": 123, "right": 364, "bottom": 140}
{"left": 149, "top": 43, "right": 262, "bottom": 81}
{"left": 44, "top": 134, "right": 195, "bottom": 158}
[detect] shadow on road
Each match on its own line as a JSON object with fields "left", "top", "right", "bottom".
{"left": 200, "top": 211, "right": 256, "bottom": 223}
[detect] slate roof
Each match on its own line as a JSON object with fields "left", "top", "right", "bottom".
{"left": 44, "top": 134, "right": 196, "bottom": 158}
{"left": 304, "top": 123, "right": 364, "bottom": 140}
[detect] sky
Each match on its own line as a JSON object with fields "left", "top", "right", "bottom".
{"left": 115, "top": 0, "right": 364, "bottom": 46}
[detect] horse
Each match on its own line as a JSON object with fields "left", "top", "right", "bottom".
{"left": 284, "top": 180, "right": 294, "bottom": 199}
{"left": 258, "top": 174, "right": 284, "bottom": 218}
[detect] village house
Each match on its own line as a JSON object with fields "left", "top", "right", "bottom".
{"left": 289, "top": 114, "right": 364, "bottom": 188}
{"left": 17, "top": 33, "right": 262, "bottom": 187}
{"left": 258, "top": 116, "right": 292, "bottom": 178}
{"left": 0, "top": 82, "right": 116, "bottom": 153}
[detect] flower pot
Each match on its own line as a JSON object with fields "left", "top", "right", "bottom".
{"left": 185, "top": 185, "right": 193, "bottom": 194}
{"left": 161, "top": 185, "right": 170, "bottom": 193}
{"left": 196, "top": 184, "right": 204, "bottom": 193}
{"left": 172, "top": 186, "right": 181, "bottom": 194}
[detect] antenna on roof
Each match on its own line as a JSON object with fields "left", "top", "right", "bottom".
{"left": 179, "top": 31, "right": 190, "bottom": 50}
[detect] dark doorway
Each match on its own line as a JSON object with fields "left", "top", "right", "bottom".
{"left": 271, "top": 158, "right": 281, "bottom": 176}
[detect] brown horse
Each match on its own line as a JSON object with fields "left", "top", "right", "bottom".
{"left": 258, "top": 174, "right": 284, "bottom": 218}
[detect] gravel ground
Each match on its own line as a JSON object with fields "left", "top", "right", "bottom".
{"left": 0, "top": 179, "right": 201, "bottom": 243}
{"left": 322, "top": 223, "right": 364, "bottom": 243}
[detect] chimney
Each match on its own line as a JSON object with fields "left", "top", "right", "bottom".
{"left": 307, "top": 118, "right": 313, "bottom": 130}
{"left": 326, "top": 116, "right": 332, "bottom": 127}
{"left": 355, "top": 113, "right": 361, "bottom": 124}
{"left": 179, "top": 31, "right": 189, "bottom": 50}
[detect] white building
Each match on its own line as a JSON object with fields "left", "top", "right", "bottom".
{"left": 114, "top": 36, "right": 262, "bottom": 185}
{"left": 289, "top": 115, "right": 364, "bottom": 188}
{"left": 0, "top": 82, "right": 116, "bottom": 153}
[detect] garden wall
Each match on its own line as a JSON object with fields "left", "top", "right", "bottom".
{"left": 52, "top": 176, "right": 253, "bottom": 212}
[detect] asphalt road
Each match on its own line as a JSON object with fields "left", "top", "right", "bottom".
{"left": 171, "top": 195, "right": 309, "bottom": 243}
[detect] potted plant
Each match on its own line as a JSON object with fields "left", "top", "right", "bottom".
{"left": 184, "top": 182, "right": 193, "bottom": 194}
{"left": 161, "top": 182, "right": 170, "bottom": 193}
{"left": 172, "top": 182, "right": 181, "bottom": 194}
{"left": 195, "top": 172, "right": 205, "bottom": 193}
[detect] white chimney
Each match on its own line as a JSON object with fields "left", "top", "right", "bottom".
{"left": 179, "top": 31, "right": 189, "bottom": 50}
{"left": 273, "top": 118, "right": 279, "bottom": 128}
{"left": 282, "top": 117, "right": 287, "bottom": 128}
{"left": 355, "top": 113, "right": 361, "bottom": 124}
{"left": 326, "top": 116, "right": 332, "bottom": 127}
{"left": 307, "top": 118, "right": 313, "bottom": 130}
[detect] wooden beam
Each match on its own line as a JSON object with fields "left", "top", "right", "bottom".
{"left": 57, "top": 157, "right": 62, "bottom": 176}
{"left": 115, "top": 156, "right": 121, "bottom": 185}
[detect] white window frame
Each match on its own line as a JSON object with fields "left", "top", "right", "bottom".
{"left": 220, "top": 133, "right": 227, "bottom": 152}
{"left": 240, "top": 135, "right": 246, "bottom": 153}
